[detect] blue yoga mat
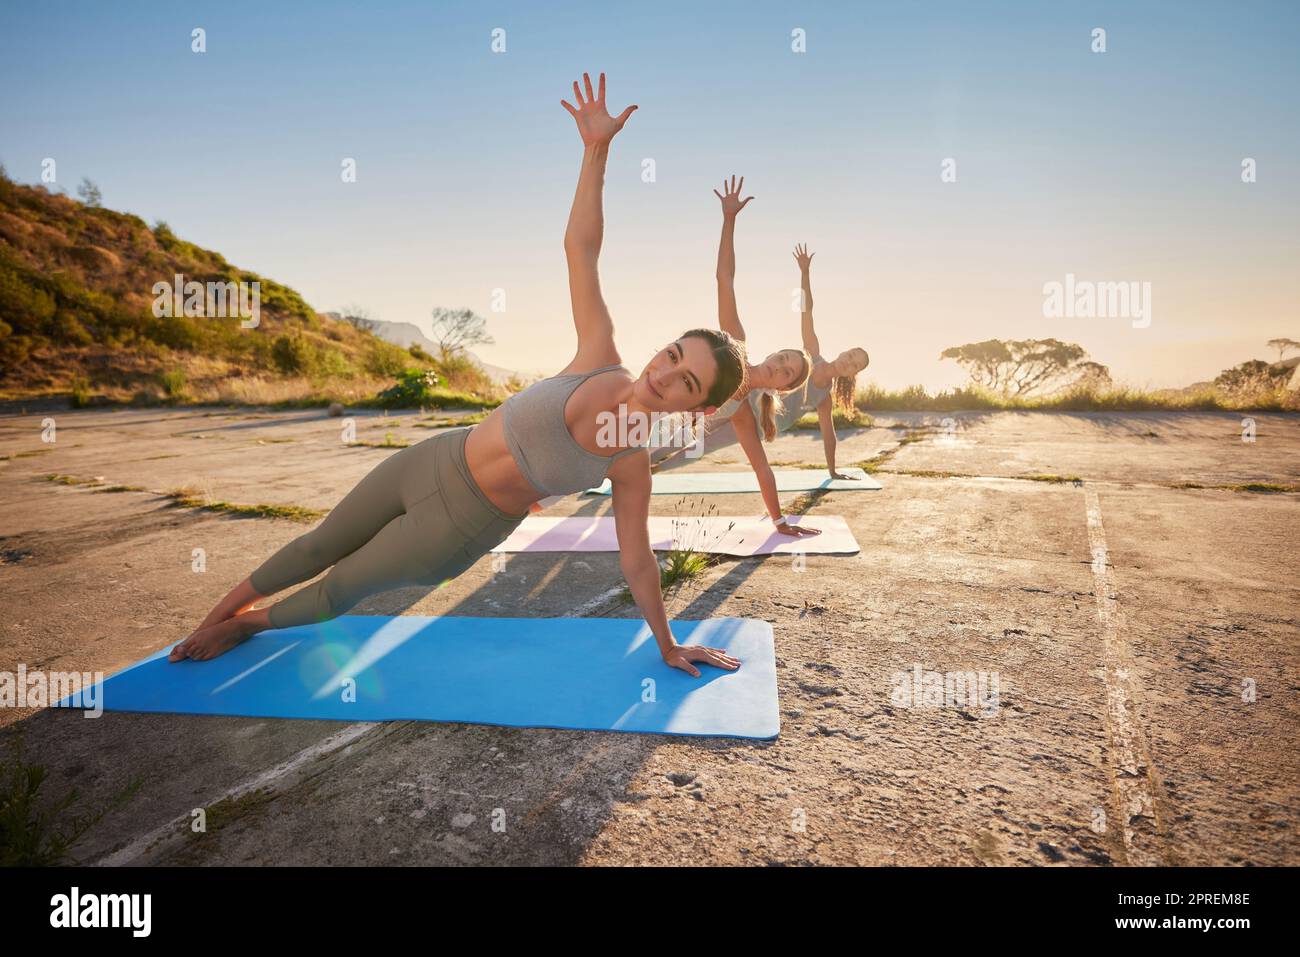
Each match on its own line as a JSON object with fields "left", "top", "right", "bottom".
{"left": 56, "top": 615, "right": 779, "bottom": 740}
{"left": 587, "top": 467, "right": 882, "bottom": 495}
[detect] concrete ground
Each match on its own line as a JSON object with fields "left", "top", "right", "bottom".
{"left": 0, "top": 406, "right": 1296, "bottom": 866}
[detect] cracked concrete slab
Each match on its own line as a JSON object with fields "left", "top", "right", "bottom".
{"left": 1, "top": 407, "right": 1295, "bottom": 865}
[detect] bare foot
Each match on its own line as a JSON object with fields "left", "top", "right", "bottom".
{"left": 169, "top": 615, "right": 256, "bottom": 662}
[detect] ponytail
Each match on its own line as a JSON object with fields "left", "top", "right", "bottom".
{"left": 832, "top": 375, "right": 856, "bottom": 414}
{"left": 758, "top": 390, "right": 783, "bottom": 442}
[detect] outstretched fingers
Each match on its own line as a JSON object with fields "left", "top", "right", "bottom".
{"left": 706, "top": 647, "right": 741, "bottom": 669}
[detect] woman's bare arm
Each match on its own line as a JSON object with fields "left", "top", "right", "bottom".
{"left": 816, "top": 396, "right": 845, "bottom": 478}
{"left": 731, "top": 401, "right": 822, "bottom": 537}
{"left": 560, "top": 72, "right": 637, "bottom": 370}
{"left": 794, "top": 243, "right": 820, "bottom": 357}
{"left": 714, "top": 175, "right": 753, "bottom": 341}
{"left": 608, "top": 455, "right": 740, "bottom": 677}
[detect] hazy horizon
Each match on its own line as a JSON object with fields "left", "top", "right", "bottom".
{"left": 2, "top": 0, "right": 1296, "bottom": 390}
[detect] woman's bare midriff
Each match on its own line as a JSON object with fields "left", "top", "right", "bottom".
{"left": 463, "top": 408, "right": 542, "bottom": 516}
{"left": 465, "top": 370, "right": 641, "bottom": 514}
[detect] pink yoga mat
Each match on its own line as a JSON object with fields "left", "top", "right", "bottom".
{"left": 491, "top": 515, "right": 859, "bottom": 556}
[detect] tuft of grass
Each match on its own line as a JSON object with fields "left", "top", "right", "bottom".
{"left": 893, "top": 469, "right": 979, "bottom": 480}
{"left": 349, "top": 431, "right": 410, "bottom": 449}
{"left": 1169, "top": 481, "right": 1298, "bottom": 494}
{"left": 165, "top": 486, "right": 326, "bottom": 522}
{"left": 415, "top": 410, "right": 490, "bottom": 428}
{"left": 615, "top": 500, "right": 733, "bottom": 605}
{"left": 659, "top": 549, "right": 714, "bottom": 590}
{"left": 766, "top": 460, "right": 825, "bottom": 470}
{"left": 1020, "top": 473, "right": 1083, "bottom": 484}
{"left": 0, "top": 733, "right": 143, "bottom": 866}
{"left": 44, "top": 473, "right": 101, "bottom": 486}
{"left": 1, "top": 448, "right": 55, "bottom": 461}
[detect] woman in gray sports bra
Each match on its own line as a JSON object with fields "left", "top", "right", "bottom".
{"left": 170, "top": 73, "right": 745, "bottom": 680}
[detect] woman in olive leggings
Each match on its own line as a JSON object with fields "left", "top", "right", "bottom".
{"left": 168, "top": 72, "right": 745, "bottom": 679}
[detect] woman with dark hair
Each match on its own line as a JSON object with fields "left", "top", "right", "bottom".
{"left": 170, "top": 73, "right": 745, "bottom": 678}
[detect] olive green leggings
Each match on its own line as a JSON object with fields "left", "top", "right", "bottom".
{"left": 250, "top": 427, "right": 526, "bottom": 629}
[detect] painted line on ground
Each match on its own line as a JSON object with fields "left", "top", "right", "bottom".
{"left": 1083, "top": 486, "right": 1167, "bottom": 866}
{"left": 95, "top": 721, "right": 384, "bottom": 866}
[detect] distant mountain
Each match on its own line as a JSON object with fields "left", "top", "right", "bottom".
{"left": 322, "top": 313, "right": 530, "bottom": 386}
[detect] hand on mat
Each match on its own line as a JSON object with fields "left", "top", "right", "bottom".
{"left": 793, "top": 243, "right": 814, "bottom": 270}
{"left": 776, "top": 520, "right": 822, "bottom": 538}
{"left": 663, "top": 644, "right": 741, "bottom": 678}
{"left": 713, "top": 174, "right": 753, "bottom": 218}
{"left": 561, "top": 71, "right": 637, "bottom": 147}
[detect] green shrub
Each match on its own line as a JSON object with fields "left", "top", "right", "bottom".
{"left": 0, "top": 258, "right": 57, "bottom": 336}
{"left": 159, "top": 369, "right": 188, "bottom": 399}
{"left": 0, "top": 734, "right": 141, "bottom": 866}
{"left": 53, "top": 311, "right": 94, "bottom": 347}
{"left": 271, "top": 334, "right": 315, "bottom": 374}
{"left": 311, "top": 345, "right": 355, "bottom": 379}
{"left": 365, "top": 339, "right": 410, "bottom": 377}
{"left": 68, "top": 376, "right": 91, "bottom": 408}
{"left": 148, "top": 314, "right": 204, "bottom": 352}
{"left": 435, "top": 350, "right": 496, "bottom": 396}
{"left": 375, "top": 369, "right": 442, "bottom": 406}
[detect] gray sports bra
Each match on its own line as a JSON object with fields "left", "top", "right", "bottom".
{"left": 500, "top": 364, "right": 645, "bottom": 496}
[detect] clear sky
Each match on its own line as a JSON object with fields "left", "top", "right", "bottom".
{"left": 2, "top": 0, "right": 1297, "bottom": 390}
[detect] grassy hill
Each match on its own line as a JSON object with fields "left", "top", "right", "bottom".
{"left": 0, "top": 169, "right": 502, "bottom": 408}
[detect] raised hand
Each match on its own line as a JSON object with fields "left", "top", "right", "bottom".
{"left": 663, "top": 644, "right": 741, "bottom": 678}
{"left": 713, "top": 174, "right": 754, "bottom": 218}
{"left": 793, "top": 243, "right": 814, "bottom": 270}
{"left": 560, "top": 71, "right": 637, "bottom": 147}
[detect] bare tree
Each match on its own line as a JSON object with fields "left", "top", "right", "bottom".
{"left": 76, "top": 177, "right": 102, "bottom": 207}
{"left": 430, "top": 306, "right": 494, "bottom": 359}
{"left": 339, "top": 304, "right": 377, "bottom": 333}
{"left": 940, "top": 338, "right": 1107, "bottom": 396}
{"left": 1266, "top": 338, "right": 1300, "bottom": 362}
